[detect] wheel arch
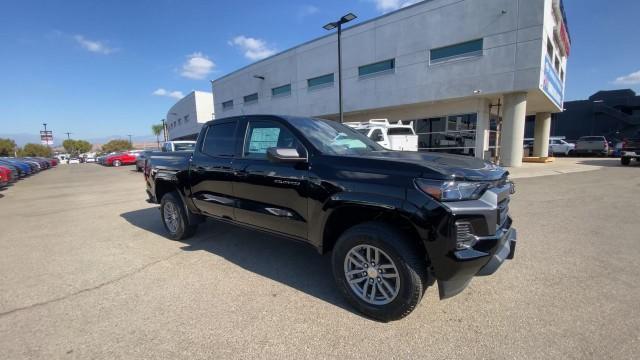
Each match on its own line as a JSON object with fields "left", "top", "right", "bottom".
{"left": 321, "top": 203, "right": 426, "bottom": 259}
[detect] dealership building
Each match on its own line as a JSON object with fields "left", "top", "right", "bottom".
{"left": 211, "top": 0, "right": 570, "bottom": 167}
{"left": 166, "top": 91, "right": 214, "bottom": 140}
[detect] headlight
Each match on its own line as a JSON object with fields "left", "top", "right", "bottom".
{"left": 415, "top": 179, "right": 489, "bottom": 202}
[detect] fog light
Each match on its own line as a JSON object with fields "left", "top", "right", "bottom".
{"left": 455, "top": 221, "right": 477, "bottom": 250}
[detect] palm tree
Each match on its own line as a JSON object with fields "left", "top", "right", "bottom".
{"left": 151, "top": 124, "right": 164, "bottom": 149}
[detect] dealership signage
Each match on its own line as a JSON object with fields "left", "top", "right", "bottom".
{"left": 540, "top": 55, "right": 564, "bottom": 109}
{"left": 40, "top": 131, "right": 54, "bottom": 145}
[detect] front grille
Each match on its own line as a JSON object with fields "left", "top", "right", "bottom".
{"left": 497, "top": 198, "right": 510, "bottom": 226}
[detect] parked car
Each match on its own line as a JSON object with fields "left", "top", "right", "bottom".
{"left": 0, "top": 168, "right": 8, "bottom": 188}
{"left": 346, "top": 119, "right": 419, "bottom": 151}
{"left": 620, "top": 138, "right": 640, "bottom": 166}
{"left": 104, "top": 152, "right": 137, "bottom": 167}
{"left": 0, "top": 165, "right": 17, "bottom": 183}
{"left": 575, "top": 136, "right": 609, "bottom": 156}
{"left": 135, "top": 150, "right": 154, "bottom": 172}
{"left": 549, "top": 138, "right": 575, "bottom": 155}
{"left": 0, "top": 163, "right": 20, "bottom": 180}
{"left": 0, "top": 159, "right": 32, "bottom": 176}
{"left": 68, "top": 158, "right": 81, "bottom": 164}
{"left": 145, "top": 115, "right": 517, "bottom": 321}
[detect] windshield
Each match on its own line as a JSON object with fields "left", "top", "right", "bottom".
{"left": 174, "top": 142, "right": 196, "bottom": 151}
{"left": 289, "top": 118, "right": 384, "bottom": 155}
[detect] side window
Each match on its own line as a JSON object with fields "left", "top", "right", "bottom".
{"left": 244, "top": 121, "right": 304, "bottom": 159}
{"left": 202, "top": 122, "right": 237, "bottom": 157}
{"left": 370, "top": 129, "right": 384, "bottom": 142}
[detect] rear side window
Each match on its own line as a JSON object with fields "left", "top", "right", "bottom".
{"left": 387, "top": 128, "right": 414, "bottom": 135}
{"left": 202, "top": 122, "right": 237, "bottom": 157}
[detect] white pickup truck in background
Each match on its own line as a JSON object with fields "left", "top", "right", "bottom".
{"left": 346, "top": 119, "right": 419, "bottom": 151}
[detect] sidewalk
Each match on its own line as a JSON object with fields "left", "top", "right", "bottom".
{"left": 507, "top": 157, "right": 619, "bottom": 179}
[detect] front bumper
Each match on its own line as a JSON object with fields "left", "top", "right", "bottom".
{"left": 421, "top": 182, "right": 517, "bottom": 300}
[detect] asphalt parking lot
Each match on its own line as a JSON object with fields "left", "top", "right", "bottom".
{"left": 0, "top": 161, "right": 639, "bottom": 359}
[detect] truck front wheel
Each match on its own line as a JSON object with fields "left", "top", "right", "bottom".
{"left": 160, "top": 191, "right": 198, "bottom": 240}
{"left": 331, "top": 222, "right": 429, "bottom": 322}
{"left": 621, "top": 157, "right": 631, "bottom": 166}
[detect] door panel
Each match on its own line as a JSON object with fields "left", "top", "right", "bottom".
{"left": 232, "top": 119, "right": 310, "bottom": 239}
{"left": 189, "top": 121, "right": 238, "bottom": 219}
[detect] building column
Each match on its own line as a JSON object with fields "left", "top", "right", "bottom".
{"left": 533, "top": 112, "right": 551, "bottom": 157}
{"left": 475, "top": 98, "right": 491, "bottom": 160}
{"left": 500, "top": 92, "right": 528, "bottom": 167}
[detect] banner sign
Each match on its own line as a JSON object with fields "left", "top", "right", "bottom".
{"left": 540, "top": 55, "right": 564, "bottom": 109}
{"left": 40, "top": 131, "right": 54, "bottom": 145}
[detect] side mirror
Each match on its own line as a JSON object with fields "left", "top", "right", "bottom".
{"left": 267, "top": 148, "right": 307, "bottom": 163}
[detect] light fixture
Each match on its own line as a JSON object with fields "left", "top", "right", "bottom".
{"left": 253, "top": 75, "right": 265, "bottom": 80}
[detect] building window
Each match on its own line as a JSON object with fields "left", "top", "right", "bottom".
{"left": 307, "top": 73, "right": 334, "bottom": 90}
{"left": 547, "top": 38, "right": 554, "bottom": 59}
{"left": 222, "top": 100, "right": 234, "bottom": 111}
{"left": 272, "top": 84, "right": 291, "bottom": 98}
{"left": 430, "top": 39, "right": 483, "bottom": 64}
{"left": 554, "top": 56, "right": 561, "bottom": 73}
{"left": 184, "top": 114, "right": 190, "bottom": 123}
{"left": 244, "top": 93, "right": 258, "bottom": 105}
{"left": 560, "top": 69, "right": 565, "bottom": 82}
{"left": 358, "top": 59, "right": 395, "bottom": 77}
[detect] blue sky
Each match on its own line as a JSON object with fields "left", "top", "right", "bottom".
{"left": 0, "top": 0, "right": 639, "bottom": 142}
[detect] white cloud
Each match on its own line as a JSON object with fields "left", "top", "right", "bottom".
{"left": 180, "top": 52, "right": 215, "bottom": 80}
{"left": 152, "top": 88, "right": 184, "bottom": 100}
{"left": 613, "top": 70, "right": 640, "bottom": 85}
{"left": 370, "top": 0, "right": 420, "bottom": 13}
{"left": 298, "top": 4, "right": 319, "bottom": 18}
{"left": 73, "top": 35, "right": 116, "bottom": 54}
{"left": 229, "top": 35, "right": 277, "bottom": 61}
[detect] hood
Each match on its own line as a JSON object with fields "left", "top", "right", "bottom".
{"left": 356, "top": 151, "right": 508, "bottom": 181}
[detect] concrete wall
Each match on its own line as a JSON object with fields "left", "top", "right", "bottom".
{"left": 167, "top": 91, "right": 214, "bottom": 140}
{"left": 212, "top": 0, "right": 551, "bottom": 119}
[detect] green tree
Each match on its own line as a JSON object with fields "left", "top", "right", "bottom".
{"left": 19, "top": 143, "right": 52, "bottom": 157}
{"left": 151, "top": 124, "right": 164, "bottom": 149}
{"left": 62, "top": 139, "right": 93, "bottom": 156}
{"left": 101, "top": 139, "right": 133, "bottom": 153}
{"left": 76, "top": 140, "right": 92, "bottom": 154}
{"left": 0, "top": 138, "right": 17, "bottom": 156}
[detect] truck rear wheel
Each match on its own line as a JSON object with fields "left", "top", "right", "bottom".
{"left": 331, "top": 222, "right": 429, "bottom": 322}
{"left": 160, "top": 191, "right": 198, "bottom": 240}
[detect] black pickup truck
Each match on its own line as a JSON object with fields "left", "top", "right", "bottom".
{"left": 621, "top": 138, "right": 640, "bottom": 165}
{"left": 145, "top": 115, "right": 517, "bottom": 321}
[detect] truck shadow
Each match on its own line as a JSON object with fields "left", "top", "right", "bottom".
{"left": 120, "top": 207, "right": 356, "bottom": 316}
{"left": 576, "top": 158, "right": 634, "bottom": 167}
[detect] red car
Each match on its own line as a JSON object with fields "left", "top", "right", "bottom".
{"left": 105, "top": 152, "right": 137, "bottom": 167}
{"left": 0, "top": 166, "right": 10, "bottom": 188}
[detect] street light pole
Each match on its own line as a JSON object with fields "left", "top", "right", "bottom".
{"left": 65, "top": 132, "right": 72, "bottom": 140}
{"left": 161, "top": 119, "right": 167, "bottom": 142}
{"left": 323, "top": 12, "right": 357, "bottom": 123}
{"left": 127, "top": 134, "right": 132, "bottom": 146}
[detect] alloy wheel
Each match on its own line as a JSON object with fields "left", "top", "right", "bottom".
{"left": 163, "top": 201, "right": 179, "bottom": 234}
{"left": 343, "top": 245, "right": 400, "bottom": 305}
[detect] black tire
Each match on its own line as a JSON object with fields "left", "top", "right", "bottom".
{"left": 621, "top": 157, "right": 631, "bottom": 166}
{"left": 160, "top": 191, "right": 198, "bottom": 240}
{"left": 136, "top": 165, "right": 142, "bottom": 172}
{"left": 331, "top": 222, "right": 429, "bottom": 322}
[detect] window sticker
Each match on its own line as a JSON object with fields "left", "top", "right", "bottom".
{"left": 249, "top": 127, "right": 280, "bottom": 153}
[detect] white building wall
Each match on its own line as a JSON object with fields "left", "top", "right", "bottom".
{"left": 166, "top": 91, "right": 214, "bottom": 140}
{"left": 212, "top": 0, "right": 556, "bottom": 120}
